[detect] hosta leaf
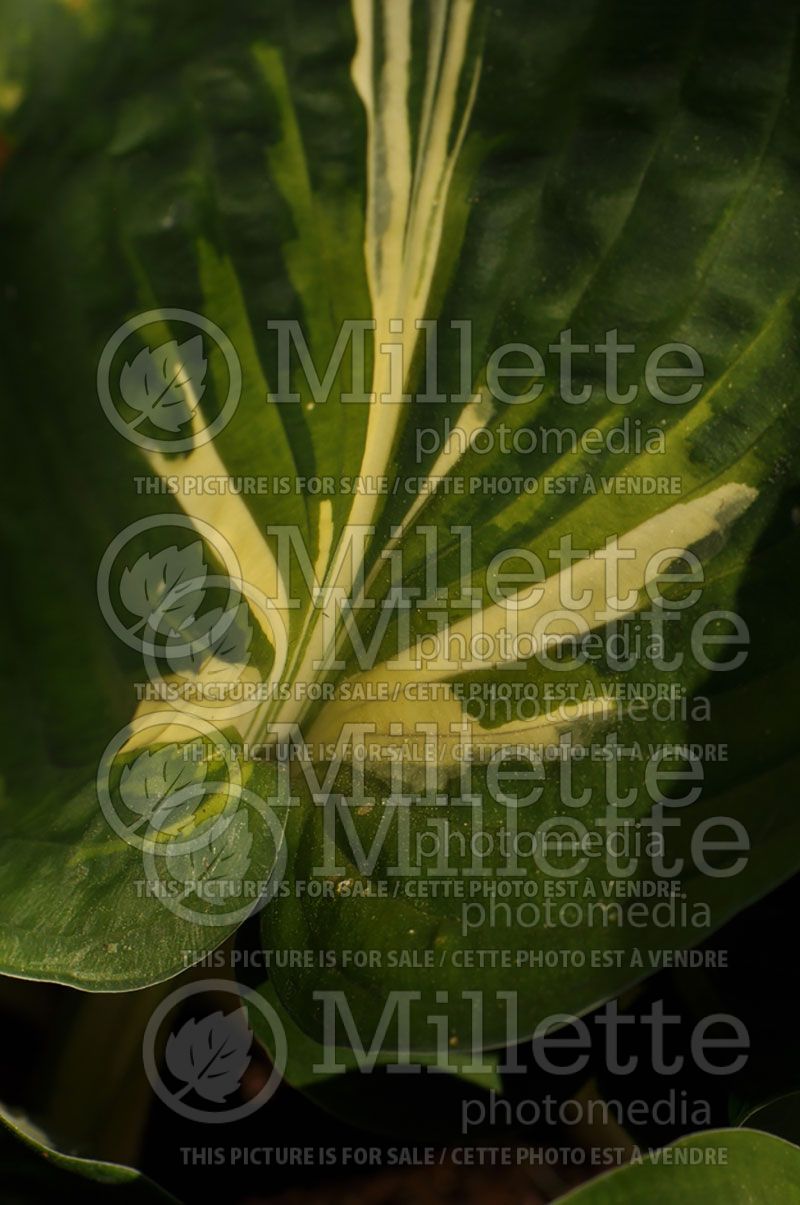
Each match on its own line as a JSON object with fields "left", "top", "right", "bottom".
{"left": 0, "top": 1106, "right": 177, "bottom": 1203}
{"left": 558, "top": 1130, "right": 800, "bottom": 1204}
{"left": 0, "top": 762, "right": 287, "bottom": 990}
{"left": 0, "top": 0, "right": 797, "bottom": 1069}
{"left": 248, "top": 979, "right": 501, "bottom": 1095}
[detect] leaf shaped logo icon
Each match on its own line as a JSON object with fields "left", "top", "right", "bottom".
{"left": 165, "top": 601, "right": 253, "bottom": 677}
{"left": 119, "top": 542, "right": 207, "bottom": 634}
{"left": 119, "top": 744, "right": 207, "bottom": 828}
{"left": 120, "top": 335, "right": 207, "bottom": 433}
{"left": 165, "top": 1008, "right": 252, "bottom": 1104}
{"left": 166, "top": 811, "right": 253, "bottom": 898}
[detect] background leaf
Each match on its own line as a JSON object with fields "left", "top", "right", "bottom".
{"left": 0, "top": 1106, "right": 177, "bottom": 1203}
{"left": 558, "top": 1129, "right": 800, "bottom": 1204}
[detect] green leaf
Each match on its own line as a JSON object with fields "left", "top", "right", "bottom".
{"left": 247, "top": 977, "right": 500, "bottom": 1142}
{"left": 0, "top": 1106, "right": 178, "bottom": 1204}
{"left": 0, "top": 761, "right": 288, "bottom": 991}
{"left": 248, "top": 979, "right": 501, "bottom": 1094}
{"left": 0, "top": 0, "right": 798, "bottom": 1056}
{"left": 258, "top": 0, "right": 800, "bottom": 1046}
{"left": 558, "top": 1130, "right": 800, "bottom": 1204}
